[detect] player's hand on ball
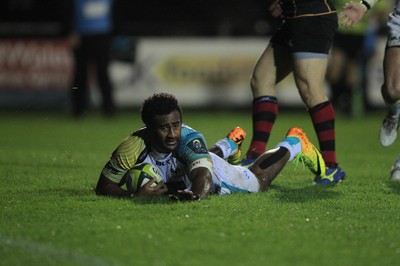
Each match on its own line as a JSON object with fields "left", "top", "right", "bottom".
{"left": 137, "top": 179, "right": 168, "bottom": 196}
{"left": 125, "top": 163, "right": 167, "bottom": 197}
{"left": 169, "top": 189, "right": 200, "bottom": 201}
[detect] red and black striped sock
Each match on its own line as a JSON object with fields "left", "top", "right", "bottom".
{"left": 309, "top": 101, "right": 337, "bottom": 169}
{"left": 247, "top": 96, "right": 278, "bottom": 159}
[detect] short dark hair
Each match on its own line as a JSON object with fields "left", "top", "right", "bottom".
{"left": 140, "top": 92, "right": 183, "bottom": 126}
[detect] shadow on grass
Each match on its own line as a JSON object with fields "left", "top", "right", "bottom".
{"left": 270, "top": 183, "right": 342, "bottom": 203}
{"left": 44, "top": 187, "right": 173, "bottom": 203}
{"left": 33, "top": 185, "right": 342, "bottom": 205}
{"left": 34, "top": 187, "right": 96, "bottom": 198}
{"left": 387, "top": 180, "right": 400, "bottom": 194}
{"left": 30, "top": 186, "right": 197, "bottom": 205}
{"left": 30, "top": 182, "right": 343, "bottom": 205}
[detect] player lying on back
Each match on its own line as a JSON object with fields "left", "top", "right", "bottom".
{"left": 96, "top": 92, "right": 334, "bottom": 201}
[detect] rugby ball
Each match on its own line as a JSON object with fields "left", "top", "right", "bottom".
{"left": 126, "top": 163, "right": 163, "bottom": 192}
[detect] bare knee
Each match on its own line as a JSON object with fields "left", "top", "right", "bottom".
{"left": 382, "top": 81, "right": 400, "bottom": 103}
{"left": 297, "top": 82, "right": 328, "bottom": 107}
{"left": 250, "top": 74, "right": 261, "bottom": 94}
{"left": 250, "top": 73, "right": 275, "bottom": 97}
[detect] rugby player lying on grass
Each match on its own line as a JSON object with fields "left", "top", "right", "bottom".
{"left": 96, "top": 92, "right": 329, "bottom": 201}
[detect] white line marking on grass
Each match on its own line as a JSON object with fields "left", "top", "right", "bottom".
{"left": 0, "top": 235, "right": 118, "bottom": 266}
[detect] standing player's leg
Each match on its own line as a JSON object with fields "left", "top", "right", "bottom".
{"left": 379, "top": 47, "right": 400, "bottom": 147}
{"left": 71, "top": 40, "right": 89, "bottom": 117}
{"left": 244, "top": 43, "right": 293, "bottom": 163}
{"left": 94, "top": 35, "right": 115, "bottom": 117}
{"left": 293, "top": 56, "right": 345, "bottom": 184}
{"left": 378, "top": 11, "right": 400, "bottom": 180}
{"left": 290, "top": 13, "right": 345, "bottom": 184}
{"left": 390, "top": 154, "right": 400, "bottom": 181}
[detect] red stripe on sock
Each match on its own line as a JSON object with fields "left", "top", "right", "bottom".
{"left": 321, "top": 151, "right": 337, "bottom": 168}
{"left": 316, "top": 129, "right": 335, "bottom": 142}
{"left": 309, "top": 102, "right": 337, "bottom": 166}
{"left": 248, "top": 141, "right": 267, "bottom": 158}
{"left": 254, "top": 121, "right": 275, "bottom": 133}
{"left": 247, "top": 97, "right": 278, "bottom": 158}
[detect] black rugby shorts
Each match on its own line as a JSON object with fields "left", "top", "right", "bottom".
{"left": 270, "top": 13, "right": 338, "bottom": 54}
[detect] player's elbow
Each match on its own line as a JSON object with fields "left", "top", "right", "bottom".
{"left": 95, "top": 174, "right": 112, "bottom": 196}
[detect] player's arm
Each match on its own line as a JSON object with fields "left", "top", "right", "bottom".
{"left": 169, "top": 166, "right": 212, "bottom": 201}
{"left": 95, "top": 135, "right": 167, "bottom": 198}
{"left": 96, "top": 173, "right": 167, "bottom": 198}
{"left": 188, "top": 166, "right": 212, "bottom": 200}
{"left": 340, "top": 0, "right": 381, "bottom": 27}
{"left": 95, "top": 137, "right": 138, "bottom": 198}
{"left": 178, "top": 157, "right": 213, "bottom": 200}
{"left": 96, "top": 173, "right": 132, "bottom": 197}
{"left": 173, "top": 132, "right": 213, "bottom": 200}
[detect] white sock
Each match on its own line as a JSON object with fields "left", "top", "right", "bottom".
{"left": 275, "top": 136, "right": 302, "bottom": 162}
{"left": 213, "top": 138, "right": 237, "bottom": 159}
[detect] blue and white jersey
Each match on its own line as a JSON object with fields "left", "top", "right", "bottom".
{"left": 102, "top": 124, "right": 211, "bottom": 188}
{"left": 101, "top": 124, "right": 260, "bottom": 194}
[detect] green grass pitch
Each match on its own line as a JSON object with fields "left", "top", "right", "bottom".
{"left": 1, "top": 109, "right": 400, "bottom": 266}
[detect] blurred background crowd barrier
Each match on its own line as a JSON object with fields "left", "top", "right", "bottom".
{"left": 0, "top": 0, "right": 388, "bottom": 110}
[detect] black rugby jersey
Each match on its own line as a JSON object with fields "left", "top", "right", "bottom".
{"left": 281, "top": 0, "right": 336, "bottom": 18}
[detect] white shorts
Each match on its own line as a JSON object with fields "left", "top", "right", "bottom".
{"left": 210, "top": 153, "right": 261, "bottom": 195}
{"left": 387, "top": 12, "right": 400, "bottom": 47}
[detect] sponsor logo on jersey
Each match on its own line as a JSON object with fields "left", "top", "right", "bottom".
{"left": 155, "top": 158, "right": 172, "bottom": 166}
{"left": 188, "top": 138, "right": 208, "bottom": 153}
